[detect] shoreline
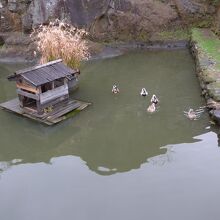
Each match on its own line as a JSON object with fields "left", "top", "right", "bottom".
{"left": 91, "top": 40, "right": 189, "bottom": 60}
{"left": 190, "top": 28, "right": 220, "bottom": 125}
{"left": 0, "top": 40, "right": 189, "bottom": 64}
{"left": 0, "top": 56, "right": 35, "bottom": 63}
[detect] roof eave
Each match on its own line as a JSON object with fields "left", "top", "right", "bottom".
{"left": 7, "top": 74, "right": 19, "bottom": 81}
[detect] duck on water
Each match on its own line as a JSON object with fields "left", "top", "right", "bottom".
{"left": 140, "top": 88, "right": 148, "bottom": 96}
{"left": 110, "top": 85, "right": 205, "bottom": 120}
{"left": 112, "top": 85, "right": 120, "bottom": 94}
{"left": 147, "top": 94, "right": 159, "bottom": 113}
{"left": 184, "top": 107, "right": 205, "bottom": 120}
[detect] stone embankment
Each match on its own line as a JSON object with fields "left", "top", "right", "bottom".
{"left": 0, "top": 0, "right": 218, "bottom": 61}
{"left": 191, "top": 28, "right": 220, "bottom": 124}
{"left": 0, "top": 0, "right": 216, "bottom": 40}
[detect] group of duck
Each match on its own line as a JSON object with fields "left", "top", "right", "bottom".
{"left": 112, "top": 84, "right": 205, "bottom": 119}
{"left": 112, "top": 85, "right": 159, "bottom": 113}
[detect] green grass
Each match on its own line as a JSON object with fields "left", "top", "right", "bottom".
{"left": 153, "top": 29, "right": 190, "bottom": 41}
{"left": 191, "top": 28, "right": 220, "bottom": 68}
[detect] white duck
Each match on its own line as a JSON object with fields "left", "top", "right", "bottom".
{"left": 140, "top": 88, "right": 148, "bottom": 96}
{"left": 147, "top": 103, "right": 156, "bottom": 113}
{"left": 151, "top": 94, "right": 159, "bottom": 104}
{"left": 112, "top": 85, "right": 120, "bottom": 94}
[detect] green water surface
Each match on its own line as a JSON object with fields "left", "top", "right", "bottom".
{"left": 0, "top": 50, "right": 219, "bottom": 220}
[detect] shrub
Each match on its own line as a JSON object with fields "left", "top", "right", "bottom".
{"left": 31, "top": 20, "right": 90, "bottom": 68}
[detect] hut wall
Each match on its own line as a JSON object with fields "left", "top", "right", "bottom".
{"left": 68, "top": 77, "right": 79, "bottom": 92}
{"left": 37, "top": 94, "right": 69, "bottom": 114}
{"left": 17, "top": 89, "right": 39, "bottom": 101}
{"left": 16, "top": 79, "right": 39, "bottom": 94}
{"left": 39, "top": 84, "right": 68, "bottom": 105}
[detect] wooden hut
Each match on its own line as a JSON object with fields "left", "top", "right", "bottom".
{"left": 0, "top": 59, "right": 90, "bottom": 125}
{"left": 7, "top": 59, "right": 79, "bottom": 114}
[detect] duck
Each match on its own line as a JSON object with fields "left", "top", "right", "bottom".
{"left": 150, "top": 94, "right": 159, "bottom": 104}
{"left": 112, "top": 85, "right": 120, "bottom": 94}
{"left": 186, "top": 109, "right": 197, "bottom": 120}
{"left": 184, "top": 108, "right": 204, "bottom": 120}
{"left": 140, "top": 88, "right": 148, "bottom": 96}
{"left": 147, "top": 103, "right": 156, "bottom": 113}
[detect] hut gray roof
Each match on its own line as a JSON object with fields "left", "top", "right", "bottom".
{"left": 8, "top": 59, "right": 80, "bottom": 87}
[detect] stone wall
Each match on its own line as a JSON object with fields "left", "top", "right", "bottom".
{"left": 0, "top": 0, "right": 219, "bottom": 61}
{"left": 0, "top": 0, "right": 66, "bottom": 33}
{"left": 0, "top": 0, "right": 218, "bottom": 40}
{"left": 191, "top": 28, "right": 220, "bottom": 124}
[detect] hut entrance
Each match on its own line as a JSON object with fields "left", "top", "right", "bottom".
{"left": 23, "top": 97, "right": 37, "bottom": 111}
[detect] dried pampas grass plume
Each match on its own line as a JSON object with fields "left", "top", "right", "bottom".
{"left": 31, "top": 19, "right": 90, "bottom": 69}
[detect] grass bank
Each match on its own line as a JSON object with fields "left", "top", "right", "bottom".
{"left": 191, "top": 28, "right": 220, "bottom": 68}
{"left": 191, "top": 28, "right": 220, "bottom": 124}
{"left": 150, "top": 29, "right": 190, "bottom": 41}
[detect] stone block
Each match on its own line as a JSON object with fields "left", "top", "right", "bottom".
{"left": 8, "top": 0, "right": 17, "bottom": 12}
{"left": 211, "top": 109, "right": 220, "bottom": 125}
{"left": 207, "top": 82, "right": 220, "bottom": 101}
{"left": 200, "top": 69, "right": 220, "bottom": 84}
{"left": 22, "top": 11, "right": 32, "bottom": 33}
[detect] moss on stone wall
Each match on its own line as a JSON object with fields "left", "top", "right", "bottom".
{"left": 191, "top": 28, "right": 220, "bottom": 68}
{"left": 191, "top": 28, "right": 220, "bottom": 124}
{"left": 151, "top": 29, "right": 190, "bottom": 41}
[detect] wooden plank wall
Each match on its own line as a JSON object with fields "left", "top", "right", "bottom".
{"left": 17, "top": 89, "right": 40, "bottom": 100}
{"left": 16, "top": 82, "right": 39, "bottom": 94}
{"left": 39, "top": 84, "right": 68, "bottom": 105}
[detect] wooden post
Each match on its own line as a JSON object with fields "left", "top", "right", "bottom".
{"left": 18, "top": 94, "right": 24, "bottom": 108}
{"left": 37, "top": 86, "right": 43, "bottom": 114}
{"left": 37, "top": 86, "right": 42, "bottom": 94}
{"left": 64, "top": 78, "right": 69, "bottom": 100}
{"left": 36, "top": 100, "right": 43, "bottom": 114}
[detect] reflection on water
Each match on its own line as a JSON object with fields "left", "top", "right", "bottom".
{"left": 0, "top": 50, "right": 220, "bottom": 220}
{"left": 0, "top": 159, "right": 22, "bottom": 175}
{"left": 0, "top": 132, "right": 219, "bottom": 220}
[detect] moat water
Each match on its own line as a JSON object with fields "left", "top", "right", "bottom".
{"left": 0, "top": 50, "right": 220, "bottom": 220}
